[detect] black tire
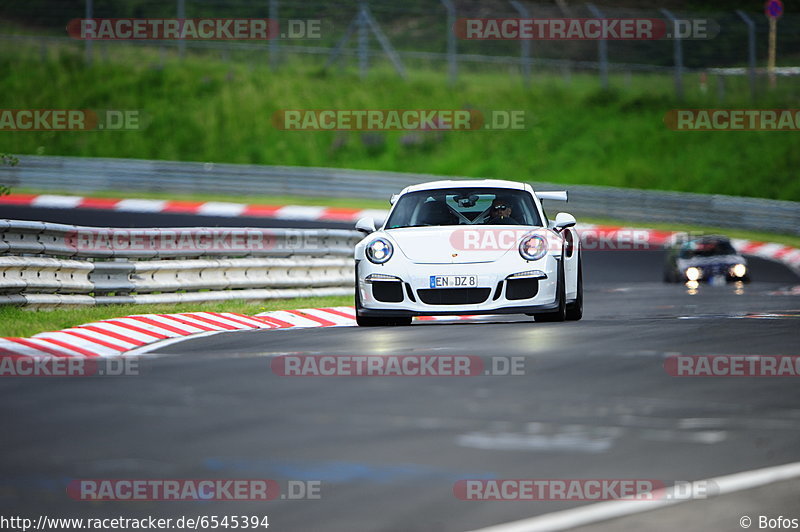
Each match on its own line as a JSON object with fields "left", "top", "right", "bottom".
{"left": 565, "top": 256, "right": 583, "bottom": 321}
{"left": 355, "top": 264, "right": 412, "bottom": 327}
{"left": 535, "top": 260, "right": 567, "bottom": 323}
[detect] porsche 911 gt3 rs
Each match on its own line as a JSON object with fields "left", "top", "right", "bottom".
{"left": 353, "top": 180, "right": 583, "bottom": 326}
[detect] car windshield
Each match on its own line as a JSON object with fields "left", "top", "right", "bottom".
{"left": 679, "top": 238, "right": 737, "bottom": 258}
{"left": 385, "top": 188, "right": 542, "bottom": 229}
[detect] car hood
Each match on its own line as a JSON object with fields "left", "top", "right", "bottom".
{"left": 386, "top": 226, "right": 534, "bottom": 264}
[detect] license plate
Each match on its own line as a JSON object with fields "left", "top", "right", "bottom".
{"left": 430, "top": 275, "right": 478, "bottom": 288}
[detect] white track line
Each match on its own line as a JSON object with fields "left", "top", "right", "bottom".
{"left": 466, "top": 460, "right": 800, "bottom": 532}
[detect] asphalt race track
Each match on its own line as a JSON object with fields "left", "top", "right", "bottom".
{"left": 1, "top": 210, "right": 799, "bottom": 531}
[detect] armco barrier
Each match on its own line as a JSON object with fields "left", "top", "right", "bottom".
{"left": 0, "top": 220, "right": 362, "bottom": 307}
{"left": 1, "top": 219, "right": 798, "bottom": 309}
{"left": 1, "top": 155, "right": 798, "bottom": 235}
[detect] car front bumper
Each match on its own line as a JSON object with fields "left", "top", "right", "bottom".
{"left": 357, "top": 255, "right": 561, "bottom": 316}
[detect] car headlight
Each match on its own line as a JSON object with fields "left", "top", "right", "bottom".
{"left": 366, "top": 238, "right": 393, "bottom": 264}
{"left": 685, "top": 267, "right": 702, "bottom": 281}
{"left": 519, "top": 235, "right": 548, "bottom": 261}
{"left": 730, "top": 264, "right": 747, "bottom": 278}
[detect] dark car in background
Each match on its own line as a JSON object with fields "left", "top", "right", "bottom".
{"left": 664, "top": 235, "right": 750, "bottom": 284}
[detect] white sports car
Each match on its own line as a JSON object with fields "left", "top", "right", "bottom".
{"left": 353, "top": 180, "right": 583, "bottom": 326}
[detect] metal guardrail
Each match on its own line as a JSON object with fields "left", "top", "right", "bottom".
{"left": 0, "top": 219, "right": 361, "bottom": 307}
{"left": 2, "top": 155, "right": 798, "bottom": 235}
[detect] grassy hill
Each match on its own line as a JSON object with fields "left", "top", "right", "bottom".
{"left": 1, "top": 43, "right": 798, "bottom": 201}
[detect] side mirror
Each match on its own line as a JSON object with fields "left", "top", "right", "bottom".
{"left": 390, "top": 194, "right": 399, "bottom": 205}
{"left": 552, "top": 212, "right": 576, "bottom": 232}
{"left": 355, "top": 217, "right": 377, "bottom": 234}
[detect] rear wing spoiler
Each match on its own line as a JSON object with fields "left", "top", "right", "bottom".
{"left": 535, "top": 191, "right": 568, "bottom": 202}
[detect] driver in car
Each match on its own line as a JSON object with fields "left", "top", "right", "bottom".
{"left": 486, "top": 198, "right": 519, "bottom": 225}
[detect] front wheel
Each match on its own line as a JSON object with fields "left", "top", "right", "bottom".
{"left": 534, "top": 260, "right": 566, "bottom": 323}
{"left": 565, "top": 256, "right": 583, "bottom": 321}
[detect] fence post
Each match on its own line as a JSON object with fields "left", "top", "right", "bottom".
{"left": 177, "top": 0, "right": 186, "bottom": 59}
{"left": 358, "top": 2, "right": 369, "bottom": 79}
{"left": 325, "top": 15, "right": 359, "bottom": 69}
{"left": 735, "top": 9, "right": 756, "bottom": 101}
{"left": 269, "top": 0, "right": 279, "bottom": 70}
{"left": 510, "top": 1, "right": 532, "bottom": 87}
{"left": 85, "top": 0, "right": 93, "bottom": 65}
{"left": 362, "top": 5, "right": 407, "bottom": 79}
{"left": 442, "top": 0, "right": 457, "bottom": 86}
{"left": 660, "top": 9, "right": 684, "bottom": 100}
{"left": 586, "top": 4, "right": 608, "bottom": 89}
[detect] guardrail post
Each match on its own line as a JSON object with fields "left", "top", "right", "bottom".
{"left": 442, "top": 0, "right": 457, "bottom": 86}
{"left": 586, "top": 3, "right": 608, "bottom": 89}
{"left": 736, "top": 9, "right": 757, "bottom": 101}
{"left": 660, "top": 8, "right": 684, "bottom": 100}
{"left": 510, "top": 1, "right": 532, "bottom": 88}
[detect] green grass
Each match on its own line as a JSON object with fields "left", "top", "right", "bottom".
{"left": 1, "top": 43, "right": 799, "bottom": 201}
{"left": 0, "top": 295, "right": 353, "bottom": 338}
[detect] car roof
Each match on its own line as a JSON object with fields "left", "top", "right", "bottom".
{"left": 400, "top": 179, "right": 531, "bottom": 195}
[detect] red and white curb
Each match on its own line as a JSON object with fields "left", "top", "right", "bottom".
{"left": 0, "top": 193, "right": 386, "bottom": 223}
{"left": 0, "top": 307, "right": 496, "bottom": 359}
{"left": 0, "top": 307, "right": 354, "bottom": 359}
